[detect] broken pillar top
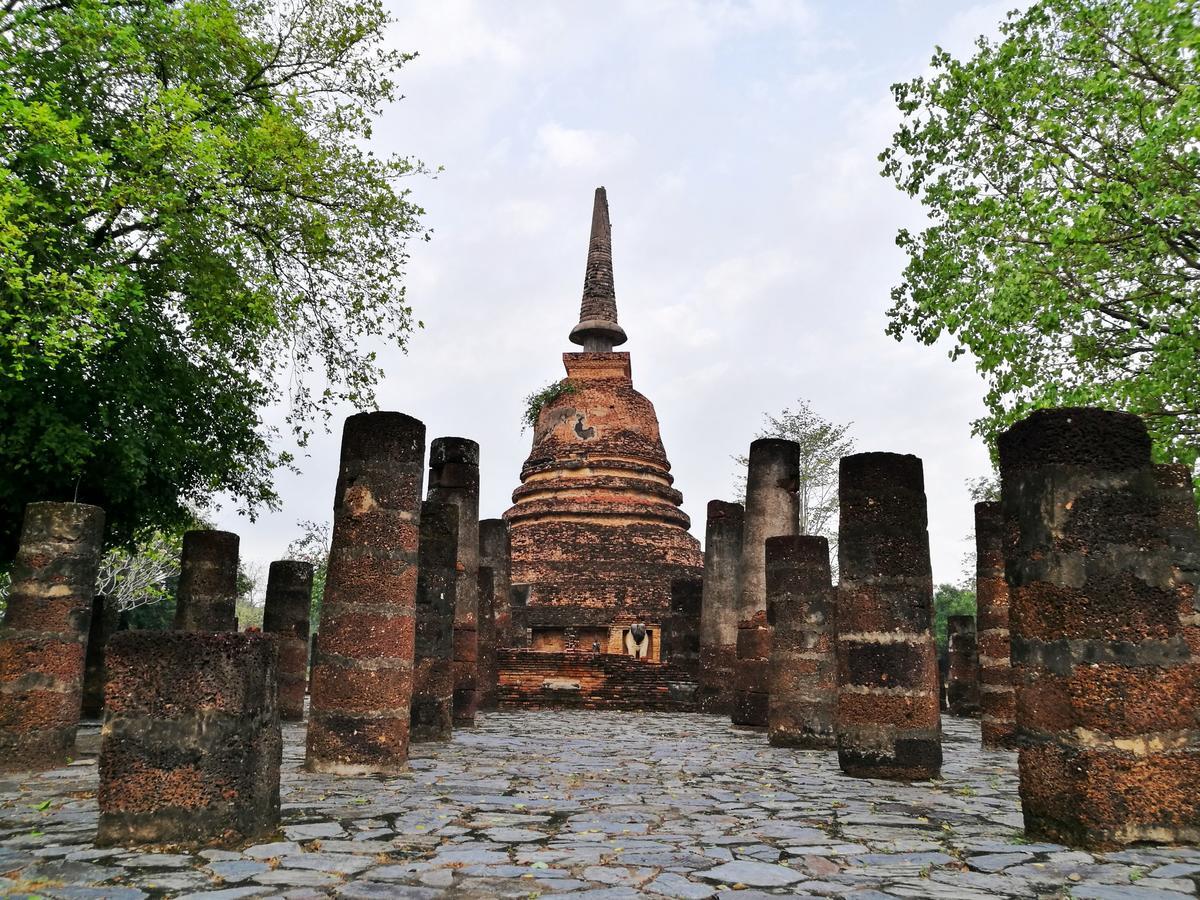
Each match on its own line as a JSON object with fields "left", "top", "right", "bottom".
{"left": 997, "top": 407, "right": 1150, "bottom": 473}
{"left": 568, "top": 187, "right": 628, "bottom": 353}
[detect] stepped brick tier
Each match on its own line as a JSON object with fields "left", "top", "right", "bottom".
{"left": 172, "top": 530, "right": 239, "bottom": 632}
{"left": 306, "top": 412, "right": 423, "bottom": 775}
{"left": 663, "top": 577, "right": 703, "bottom": 679}
{"left": 477, "top": 567, "right": 498, "bottom": 710}
{"left": 97, "top": 631, "right": 280, "bottom": 847}
{"left": 766, "top": 535, "right": 837, "bottom": 749}
{"left": 976, "top": 501, "right": 1016, "bottom": 747}
{"left": 412, "top": 499, "right": 458, "bottom": 742}
{"left": 502, "top": 188, "right": 703, "bottom": 694}
{"left": 697, "top": 500, "right": 744, "bottom": 714}
{"left": 479, "top": 519, "right": 513, "bottom": 652}
{"left": 836, "top": 452, "right": 942, "bottom": 781}
{"left": 947, "top": 615, "right": 981, "bottom": 718}
{"left": 0, "top": 502, "right": 105, "bottom": 773}
{"left": 732, "top": 439, "right": 800, "bottom": 726}
{"left": 998, "top": 407, "right": 1200, "bottom": 849}
{"left": 428, "top": 437, "right": 481, "bottom": 727}
{"left": 262, "top": 560, "right": 314, "bottom": 722}
{"left": 731, "top": 611, "right": 771, "bottom": 727}
{"left": 497, "top": 649, "right": 698, "bottom": 710}
{"left": 81, "top": 594, "right": 119, "bottom": 720}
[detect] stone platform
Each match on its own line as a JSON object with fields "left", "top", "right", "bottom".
{"left": 1, "top": 712, "right": 1198, "bottom": 899}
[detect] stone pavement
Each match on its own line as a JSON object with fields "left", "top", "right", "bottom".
{"left": 2, "top": 711, "right": 1199, "bottom": 899}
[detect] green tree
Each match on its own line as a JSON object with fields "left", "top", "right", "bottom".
{"left": 733, "top": 398, "right": 855, "bottom": 566}
{"left": 0, "top": 0, "right": 428, "bottom": 557}
{"left": 933, "top": 583, "right": 977, "bottom": 651}
{"left": 287, "top": 519, "right": 330, "bottom": 632}
{"left": 881, "top": 0, "right": 1200, "bottom": 465}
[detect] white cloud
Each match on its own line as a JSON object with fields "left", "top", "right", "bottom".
{"left": 534, "top": 123, "right": 637, "bottom": 171}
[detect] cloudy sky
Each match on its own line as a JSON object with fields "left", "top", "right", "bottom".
{"left": 217, "top": 0, "right": 1026, "bottom": 594}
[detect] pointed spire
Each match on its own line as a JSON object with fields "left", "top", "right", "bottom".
{"left": 569, "top": 186, "right": 627, "bottom": 352}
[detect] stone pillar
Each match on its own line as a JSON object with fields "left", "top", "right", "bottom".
{"left": 947, "top": 615, "right": 981, "bottom": 717}
{"left": 999, "top": 407, "right": 1200, "bottom": 848}
{"left": 97, "top": 631, "right": 280, "bottom": 847}
{"left": 81, "top": 594, "right": 120, "bottom": 720}
{"left": 479, "top": 519, "right": 511, "bottom": 649}
{"left": 306, "top": 412, "right": 423, "bottom": 774}
{"left": 173, "top": 530, "right": 239, "bottom": 632}
{"left": 732, "top": 611, "right": 770, "bottom": 726}
{"left": 262, "top": 560, "right": 313, "bottom": 722}
{"left": 509, "top": 584, "right": 531, "bottom": 648}
{"left": 412, "top": 499, "right": 458, "bottom": 742}
{"left": 836, "top": 452, "right": 941, "bottom": 781}
{"left": 733, "top": 439, "right": 799, "bottom": 726}
{"left": 477, "top": 566, "right": 498, "bottom": 710}
{"left": 766, "top": 535, "right": 836, "bottom": 749}
{"left": 975, "top": 501, "right": 1015, "bottom": 747}
{"left": 664, "top": 577, "right": 702, "bottom": 678}
{"left": 0, "top": 502, "right": 105, "bottom": 772}
{"left": 427, "top": 437, "right": 480, "bottom": 726}
{"left": 698, "top": 500, "right": 743, "bottom": 714}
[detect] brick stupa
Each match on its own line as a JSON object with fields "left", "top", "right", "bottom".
{"left": 502, "top": 188, "right": 703, "bottom": 673}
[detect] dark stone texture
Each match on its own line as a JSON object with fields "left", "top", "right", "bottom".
{"left": 412, "top": 499, "right": 458, "bottom": 742}
{"left": 477, "top": 566, "right": 498, "bottom": 711}
{"left": 947, "top": 615, "right": 981, "bottom": 718}
{"left": 262, "top": 560, "right": 313, "bottom": 722}
{"left": 766, "top": 536, "right": 836, "bottom": 749}
{"left": 976, "top": 501, "right": 1016, "bottom": 748}
{"left": 97, "top": 631, "right": 280, "bottom": 847}
{"left": 306, "top": 412, "right": 423, "bottom": 774}
{"left": 81, "top": 593, "right": 119, "bottom": 720}
{"left": 731, "top": 611, "right": 771, "bottom": 728}
{"left": 999, "top": 406, "right": 1200, "bottom": 849}
{"left": 836, "top": 452, "right": 941, "bottom": 781}
{"left": 478, "top": 519, "right": 512, "bottom": 651}
{"left": 428, "top": 437, "right": 480, "bottom": 727}
{"left": 698, "top": 500, "right": 743, "bottom": 714}
{"left": 663, "top": 577, "right": 702, "bottom": 678}
{"left": 0, "top": 502, "right": 105, "bottom": 772}
{"left": 173, "top": 530, "right": 239, "bottom": 632}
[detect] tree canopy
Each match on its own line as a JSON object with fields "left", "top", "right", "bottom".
{"left": 0, "top": 0, "right": 427, "bottom": 556}
{"left": 881, "top": 0, "right": 1200, "bottom": 465}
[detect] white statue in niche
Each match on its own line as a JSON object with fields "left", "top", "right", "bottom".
{"left": 623, "top": 623, "right": 650, "bottom": 659}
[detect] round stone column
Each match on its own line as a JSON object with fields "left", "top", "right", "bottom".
{"left": 836, "top": 452, "right": 941, "bottom": 781}
{"left": 766, "top": 535, "right": 836, "bottom": 749}
{"left": 946, "top": 615, "right": 981, "bottom": 717}
{"left": 999, "top": 407, "right": 1200, "bottom": 848}
{"left": 412, "top": 499, "right": 458, "bottom": 742}
{"left": 173, "top": 530, "right": 239, "bottom": 632}
{"left": 0, "top": 502, "right": 105, "bottom": 772}
{"left": 479, "top": 519, "right": 512, "bottom": 651}
{"left": 477, "top": 566, "right": 498, "bottom": 710}
{"left": 975, "top": 501, "right": 1016, "bottom": 747}
{"left": 698, "top": 500, "right": 743, "bottom": 714}
{"left": 305, "top": 411, "right": 424, "bottom": 774}
{"left": 428, "top": 437, "right": 480, "bottom": 727}
{"left": 262, "top": 560, "right": 314, "bottom": 722}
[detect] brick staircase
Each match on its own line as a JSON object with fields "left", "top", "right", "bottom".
{"left": 497, "top": 649, "right": 699, "bottom": 711}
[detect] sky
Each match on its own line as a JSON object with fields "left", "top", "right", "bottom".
{"left": 217, "top": 0, "right": 1027, "bottom": 597}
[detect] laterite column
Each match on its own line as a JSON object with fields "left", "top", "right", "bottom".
{"left": 412, "top": 499, "right": 457, "bottom": 742}
{"left": 698, "top": 500, "right": 743, "bottom": 714}
{"left": 81, "top": 594, "right": 120, "bottom": 719}
{"left": 999, "top": 407, "right": 1200, "bottom": 848}
{"left": 664, "top": 577, "right": 703, "bottom": 678}
{"left": 836, "top": 452, "right": 941, "bottom": 780}
{"left": 976, "top": 501, "right": 1015, "bottom": 747}
{"left": 766, "top": 535, "right": 836, "bottom": 749}
{"left": 479, "top": 519, "right": 512, "bottom": 650}
{"left": 477, "top": 566, "right": 498, "bottom": 710}
{"left": 173, "top": 530, "right": 239, "bottom": 632}
{"left": 306, "top": 412, "right": 423, "bottom": 774}
{"left": 733, "top": 439, "right": 799, "bottom": 726}
{"left": 262, "top": 560, "right": 313, "bottom": 722}
{"left": 0, "top": 502, "right": 105, "bottom": 772}
{"left": 428, "top": 437, "right": 481, "bottom": 726}
{"left": 947, "top": 615, "right": 981, "bottom": 717}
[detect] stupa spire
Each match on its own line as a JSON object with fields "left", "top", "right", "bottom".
{"left": 569, "top": 186, "right": 628, "bottom": 352}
